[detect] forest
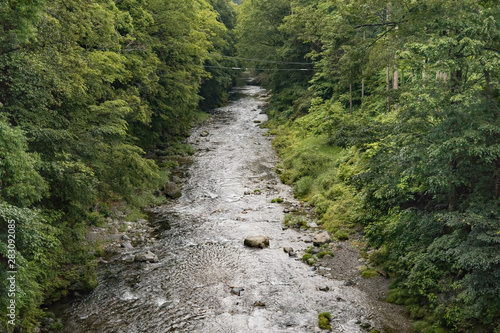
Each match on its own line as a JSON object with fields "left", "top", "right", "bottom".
{"left": 1, "top": 0, "right": 499, "bottom": 332}
{"left": 236, "top": 0, "right": 500, "bottom": 332}
{"left": 0, "top": 0, "right": 239, "bottom": 331}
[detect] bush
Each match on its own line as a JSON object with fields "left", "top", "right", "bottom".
{"left": 334, "top": 230, "right": 349, "bottom": 241}
{"left": 294, "top": 176, "right": 314, "bottom": 197}
{"left": 360, "top": 268, "right": 379, "bottom": 279}
{"left": 318, "top": 312, "right": 332, "bottom": 330}
{"left": 317, "top": 250, "right": 334, "bottom": 259}
{"left": 284, "top": 214, "right": 308, "bottom": 229}
{"left": 302, "top": 253, "right": 316, "bottom": 266}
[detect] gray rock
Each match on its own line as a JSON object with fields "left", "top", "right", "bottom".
{"left": 319, "top": 286, "right": 330, "bottom": 292}
{"left": 289, "top": 251, "right": 297, "bottom": 257}
{"left": 313, "top": 231, "right": 331, "bottom": 246}
{"left": 122, "top": 255, "right": 135, "bottom": 263}
{"left": 283, "top": 247, "right": 294, "bottom": 254}
{"left": 121, "top": 234, "right": 130, "bottom": 241}
{"left": 134, "top": 251, "right": 158, "bottom": 263}
{"left": 172, "top": 176, "right": 181, "bottom": 183}
{"left": 344, "top": 279, "right": 355, "bottom": 286}
{"left": 163, "top": 181, "right": 181, "bottom": 199}
{"left": 121, "top": 241, "right": 133, "bottom": 249}
{"left": 230, "top": 287, "right": 244, "bottom": 296}
{"left": 244, "top": 236, "right": 270, "bottom": 248}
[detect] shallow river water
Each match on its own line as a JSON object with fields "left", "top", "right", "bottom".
{"left": 59, "top": 84, "right": 410, "bottom": 332}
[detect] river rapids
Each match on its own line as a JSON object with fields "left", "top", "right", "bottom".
{"left": 58, "top": 83, "right": 411, "bottom": 333}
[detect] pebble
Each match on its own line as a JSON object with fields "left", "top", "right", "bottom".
{"left": 230, "top": 287, "right": 244, "bottom": 296}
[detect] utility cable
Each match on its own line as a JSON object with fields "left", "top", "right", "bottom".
{"left": 208, "top": 54, "right": 314, "bottom": 66}
{"left": 203, "top": 65, "right": 314, "bottom": 71}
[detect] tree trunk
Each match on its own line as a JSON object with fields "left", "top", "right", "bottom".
{"left": 393, "top": 69, "right": 398, "bottom": 90}
{"left": 392, "top": 68, "right": 398, "bottom": 111}
{"left": 386, "top": 66, "right": 390, "bottom": 112}
{"left": 349, "top": 82, "right": 353, "bottom": 117}
{"left": 362, "top": 31, "right": 365, "bottom": 106}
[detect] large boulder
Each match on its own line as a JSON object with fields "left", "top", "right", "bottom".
{"left": 134, "top": 251, "right": 158, "bottom": 263}
{"left": 244, "top": 236, "right": 270, "bottom": 249}
{"left": 313, "top": 231, "right": 331, "bottom": 247}
{"left": 163, "top": 181, "right": 181, "bottom": 199}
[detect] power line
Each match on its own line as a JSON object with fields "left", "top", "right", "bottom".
{"left": 203, "top": 65, "right": 314, "bottom": 71}
{"left": 208, "top": 54, "right": 314, "bottom": 66}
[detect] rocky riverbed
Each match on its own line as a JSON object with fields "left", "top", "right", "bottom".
{"left": 56, "top": 83, "right": 414, "bottom": 332}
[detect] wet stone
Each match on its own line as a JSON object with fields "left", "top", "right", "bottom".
{"left": 122, "top": 255, "right": 135, "bottom": 263}
{"left": 230, "top": 287, "right": 244, "bottom": 296}
{"left": 163, "top": 181, "right": 181, "bottom": 199}
{"left": 121, "top": 241, "right": 133, "bottom": 249}
{"left": 244, "top": 235, "right": 270, "bottom": 248}
{"left": 134, "top": 251, "right": 158, "bottom": 263}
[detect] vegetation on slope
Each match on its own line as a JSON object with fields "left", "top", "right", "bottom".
{"left": 0, "top": 0, "right": 237, "bottom": 331}
{"left": 237, "top": 0, "right": 500, "bottom": 332}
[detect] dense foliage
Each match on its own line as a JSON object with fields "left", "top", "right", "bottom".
{"left": 237, "top": 0, "right": 500, "bottom": 332}
{"left": 0, "top": 0, "right": 236, "bottom": 331}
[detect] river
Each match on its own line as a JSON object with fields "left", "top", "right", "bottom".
{"left": 58, "top": 83, "right": 413, "bottom": 332}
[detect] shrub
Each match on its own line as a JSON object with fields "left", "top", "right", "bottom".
{"left": 318, "top": 312, "right": 332, "bottom": 330}
{"left": 294, "top": 176, "right": 314, "bottom": 197}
